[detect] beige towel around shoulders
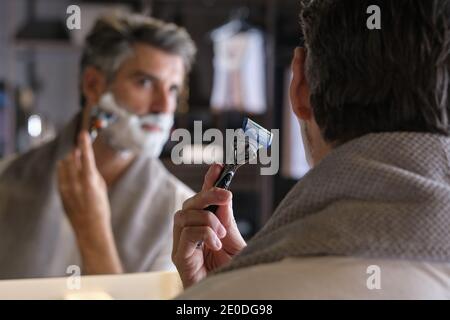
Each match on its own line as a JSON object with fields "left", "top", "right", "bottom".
{"left": 220, "top": 132, "right": 450, "bottom": 273}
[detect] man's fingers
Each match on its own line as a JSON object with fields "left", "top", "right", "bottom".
{"left": 56, "top": 161, "right": 69, "bottom": 193}
{"left": 65, "top": 151, "right": 80, "bottom": 185}
{"left": 78, "top": 131, "right": 96, "bottom": 176}
{"left": 214, "top": 199, "right": 236, "bottom": 229}
{"left": 201, "top": 164, "right": 224, "bottom": 192}
{"left": 182, "top": 188, "right": 232, "bottom": 211}
{"left": 174, "top": 210, "right": 227, "bottom": 238}
{"left": 173, "top": 209, "right": 227, "bottom": 254}
{"left": 175, "top": 226, "right": 222, "bottom": 260}
{"left": 66, "top": 147, "right": 82, "bottom": 174}
{"left": 57, "top": 154, "right": 81, "bottom": 202}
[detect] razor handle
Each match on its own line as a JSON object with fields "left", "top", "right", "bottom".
{"left": 205, "top": 165, "right": 236, "bottom": 214}
{"left": 195, "top": 166, "right": 236, "bottom": 249}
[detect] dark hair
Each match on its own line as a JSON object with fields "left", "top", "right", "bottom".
{"left": 300, "top": 0, "right": 450, "bottom": 144}
{"left": 79, "top": 13, "right": 197, "bottom": 107}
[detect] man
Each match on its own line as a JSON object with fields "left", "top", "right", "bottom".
{"left": 0, "top": 13, "right": 196, "bottom": 279}
{"left": 173, "top": 0, "right": 450, "bottom": 299}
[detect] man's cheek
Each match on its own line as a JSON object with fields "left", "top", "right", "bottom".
{"left": 116, "top": 90, "right": 149, "bottom": 114}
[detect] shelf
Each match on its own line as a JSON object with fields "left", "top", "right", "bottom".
{"left": 13, "top": 40, "right": 82, "bottom": 52}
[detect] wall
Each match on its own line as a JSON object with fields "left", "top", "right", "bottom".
{"left": 0, "top": 0, "right": 81, "bottom": 134}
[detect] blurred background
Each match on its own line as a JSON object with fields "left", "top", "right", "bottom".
{"left": 0, "top": 0, "right": 309, "bottom": 240}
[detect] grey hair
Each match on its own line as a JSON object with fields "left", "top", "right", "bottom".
{"left": 80, "top": 13, "right": 197, "bottom": 106}
{"left": 299, "top": 0, "right": 450, "bottom": 144}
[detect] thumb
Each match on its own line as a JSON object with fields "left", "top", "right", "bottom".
{"left": 78, "top": 131, "right": 97, "bottom": 176}
{"left": 214, "top": 194, "right": 236, "bottom": 230}
{"left": 201, "top": 164, "right": 224, "bottom": 191}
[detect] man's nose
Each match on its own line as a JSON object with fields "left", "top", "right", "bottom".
{"left": 149, "top": 87, "right": 171, "bottom": 114}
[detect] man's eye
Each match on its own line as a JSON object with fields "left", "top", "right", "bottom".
{"left": 170, "top": 87, "right": 180, "bottom": 97}
{"left": 138, "top": 79, "right": 153, "bottom": 88}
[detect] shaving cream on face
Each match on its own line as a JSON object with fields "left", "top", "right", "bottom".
{"left": 96, "top": 92, "right": 174, "bottom": 158}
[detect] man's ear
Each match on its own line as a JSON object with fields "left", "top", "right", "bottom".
{"left": 290, "top": 47, "right": 313, "bottom": 121}
{"left": 81, "top": 66, "right": 107, "bottom": 109}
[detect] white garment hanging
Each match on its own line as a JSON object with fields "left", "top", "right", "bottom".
{"left": 210, "top": 26, "right": 267, "bottom": 114}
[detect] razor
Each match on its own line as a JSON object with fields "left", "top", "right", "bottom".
{"left": 205, "top": 118, "right": 273, "bottom": 214}
{"left": 88, "top": 108, "right": 116, "bottom": 141}
{"left": 87, "top": 93, "right": 121, "bottom": 141}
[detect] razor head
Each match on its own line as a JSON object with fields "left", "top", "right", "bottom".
{"left": 230, "top": 118, "right": 273, "bottom": 165}
{"left": 88, "top": 93, "right": 123, "bottom": 140}
{"left": 232, "top": 138, "right": 253, "bottom": 165}
{"left": 242, "top": 118, "right": 273, "bottom": 148}
{"left": 88, "top": 108, "right": 116, "bottom": 140}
